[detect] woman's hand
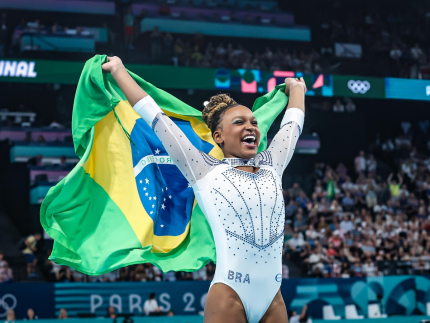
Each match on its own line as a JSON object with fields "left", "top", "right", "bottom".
{"left": 102, "top": 56, "right": 124, "bottom": 74}
{"left": 284, "top": 77, "right": 307, "bottom": 96}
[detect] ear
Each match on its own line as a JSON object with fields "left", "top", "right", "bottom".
{"left": 213, "top": 129, "right": 223, "bottom": 145}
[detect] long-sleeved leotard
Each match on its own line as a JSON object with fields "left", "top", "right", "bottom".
{"left": 134, "top": 95, "right": 304, "bottom": 323}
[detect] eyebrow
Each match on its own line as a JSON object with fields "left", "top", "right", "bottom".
{"left": 231, "top": 116, "right": 257, "bottom": 120}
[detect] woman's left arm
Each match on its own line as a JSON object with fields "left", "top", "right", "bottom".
{"left": 266, "top": 79, "right": 306, "bottom": 176}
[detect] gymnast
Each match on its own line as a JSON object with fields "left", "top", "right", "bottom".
{"left": 102, "top": 56, "right": 306, "bottom": 323}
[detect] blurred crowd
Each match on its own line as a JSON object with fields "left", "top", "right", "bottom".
{"left": 146, "top": 27, "right": 323, "bottom": 73}
{"left": 283, "top": 124, "right": 430, "bottom": 277}
{"left": 318, "top": 3, "right": 430, "bottom": 79}
{"left": 3, "top": 300, "right": 175, "bottom": 321}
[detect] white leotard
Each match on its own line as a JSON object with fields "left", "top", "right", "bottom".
{"left": 134, "top": 96, "right": 304, "bottom": 323}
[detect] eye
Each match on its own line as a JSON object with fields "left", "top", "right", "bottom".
{"left": 252, "top": 120, "right": 258, "bottom": 126}
{"left": 232, "top": 119, "right": 243, "bottom": 124}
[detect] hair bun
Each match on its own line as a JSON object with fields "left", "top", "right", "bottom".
{"left": 202, "top": 94, "right": 237, "bottom": 133}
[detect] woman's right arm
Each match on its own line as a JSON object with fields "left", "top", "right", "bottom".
{"left": 103, "top": 57, "right": 215, "bottom": 184}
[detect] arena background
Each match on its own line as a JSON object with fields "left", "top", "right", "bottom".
{"left": 1, "top": 0, "right": 430, "bottom": 322}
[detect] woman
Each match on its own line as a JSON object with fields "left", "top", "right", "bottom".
{"left": 25, "top": 309, "right": 38, "bottom": 320}
{"left": 102, "top": 56, "right": 306, "bottom": 323}
{"left": 143, "top": 292, "right": 162, "bottom": 316}
{"left": 58, "top": 309, "right": 69, "bottom": 319}
{"left": 5, "top": 310, "right": 15, "bottom": 323}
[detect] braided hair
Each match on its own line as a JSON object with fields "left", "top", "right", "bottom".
{"left": 202, "top": 94, "right": 238, "bottom": 135}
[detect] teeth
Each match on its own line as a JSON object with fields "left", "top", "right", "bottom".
{"left": 242, "top": 135, "right": 256, "bottom": 141}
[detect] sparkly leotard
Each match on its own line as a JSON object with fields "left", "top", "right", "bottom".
{"left": 134, "top": 96, "right": 304, "bottom": 323}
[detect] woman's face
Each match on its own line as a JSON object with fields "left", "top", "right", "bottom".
{"left": 213, "top": 105, "right": 261, "bottom": 160}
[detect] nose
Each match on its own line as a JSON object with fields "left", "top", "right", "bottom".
{"left": 245, "top": 122, "right": 255, "bottom": 132}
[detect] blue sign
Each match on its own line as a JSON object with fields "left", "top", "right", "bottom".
{"left": 385, "top": 78, "right": 430, "bottom": 101}
{"left": 2, "top": 276, "right": 430, "bottom": 319}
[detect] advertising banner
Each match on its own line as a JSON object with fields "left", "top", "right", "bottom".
{"left": 2, "top": 276, "right": 430, "bottom": 319}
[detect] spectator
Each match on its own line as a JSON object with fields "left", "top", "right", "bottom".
{"left": 362, "top": 257, "right": 378, "bottom": 277}
{"left": 366, "top": 154, "right": 377, "bottom": 176}
{"left": 0, "top": 251, "right": 13, "bottom": 283}
{"left": 285, "top": 229, "right": 305, "bottom": 260}
{"left": 410, "top": 43, "right": 424, "bottom": 61}
{"left": 289, "top": 305, "right": 312, "bottom": 323}
{"left": 390, "top": 44, "right": 402, "bottom": 61}
{"left": 294, "top": 212, "right": 308, "bottom": 233}
{"left": 25, "top": 309, "right": 38, "bottom": 320}
{"left": 354, "top": 151, "right": 366, "bottom": 174}
{"left": 285, "top": 199, "right": 298, "bottom": 218}
{"left": 345, "top": 98, "right": 356, "bottom": 113}
{"left": 342, "top": 191, "right": 354, "bottom": 209}
{"left": 106, "top": 306, "right": 116, "bottom": 319}
{"left": 144, "top": 293, "right": 162, "bottom": 316}
{"left": 192, "top": 266, "right": 207, "bottom": 280}
{"left": 5, "top": 310, "right": 15, "bottom": 323}
{"left": 388, "top": 173, "right": 403, "bottom": 200}
{"left": 340, "top": 215, "right": 354, "bottom": 232}
{"left": 288, "top": 183, "right": 303, "bottom": 199}
{"left": 58, "top": 309, "right": 69, "bottom": 319}
{"left": 333, "top": 99, "right": 345, "bottom": 112}
{"left": 22, "top": 233, "right": 41, "bottom": 278}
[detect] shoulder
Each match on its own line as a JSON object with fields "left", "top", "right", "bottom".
{"left": 199, "top": 151, "right": 225, "bottom": 167}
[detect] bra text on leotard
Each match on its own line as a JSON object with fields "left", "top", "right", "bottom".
{"left": 228, "top": 270, "right": 250, "bottom": 284}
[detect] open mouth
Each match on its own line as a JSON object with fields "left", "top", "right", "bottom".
{"left": 241, "top": 133, "right": 257, "bottom": 149}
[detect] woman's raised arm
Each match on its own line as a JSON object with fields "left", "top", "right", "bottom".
{"left": 266, "top": 78, "right": 306, "bottom": 177}
{"left": 102, "top": 56, "right": 215, "bottom": 184}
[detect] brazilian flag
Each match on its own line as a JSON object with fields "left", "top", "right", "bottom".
{"left": 40, "top": 55, "right": 289, "bottom": 275}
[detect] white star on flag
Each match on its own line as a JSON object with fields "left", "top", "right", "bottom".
{"left": 155, "top": 148, "right": 160, "bottom": 154}
{"left": 187, "top": 183, "right": 192, "bottom": 188}
{"left": 152, "top": 204, "right": 155, "bottom": 208}
{"left": 139, "top": 180, "right": 142, "bottom": 184}
{"left": 164, "top": 198, "right": 166, "bottom": 201}
{"left": 145, "top": 178, "right": 149, "bottom": 184}
{"left": 150, "top": 211, "right": 153, "bottom": 214}
{"left": 160, "top": 224, "right": 164, "bottom": 228}
{"left": 145, "top": 192, "right": 148, "bottom": 196}
{"left": 153, "top": 196, "right": 157, "bottom": 200}
{"left": 161, "top": 204, "right": 166, "bottom": 210}
{"left": 143, "top": 187, "right": 147, "bottom": 191}
{"left": 166, "top": 187, "right": 168, "bottom": 190}
{"left": 149, "top": 197, "right": 152, "bottom": 200}
{"left": 169, "top": 195, "right": 172, "bottom": 199}
{"left": 162, "top": 188, "right": 164, "bottom": 192}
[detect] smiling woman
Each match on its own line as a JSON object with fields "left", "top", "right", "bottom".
{"left": 102, "top": 56, "right": 306, "bottom": 323}
{"left": 202, "top": 93, "right": 261, "bottom": 160}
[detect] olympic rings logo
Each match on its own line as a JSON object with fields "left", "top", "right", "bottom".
{"left": 347, "top": 80, "right": 371, "bottom": 94}
{"left": 0, "top": 294, "right": 17, "bottom": 317}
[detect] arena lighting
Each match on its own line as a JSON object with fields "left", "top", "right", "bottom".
{"left": 347, "top": 80, "right": 371, "bottom": 94}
